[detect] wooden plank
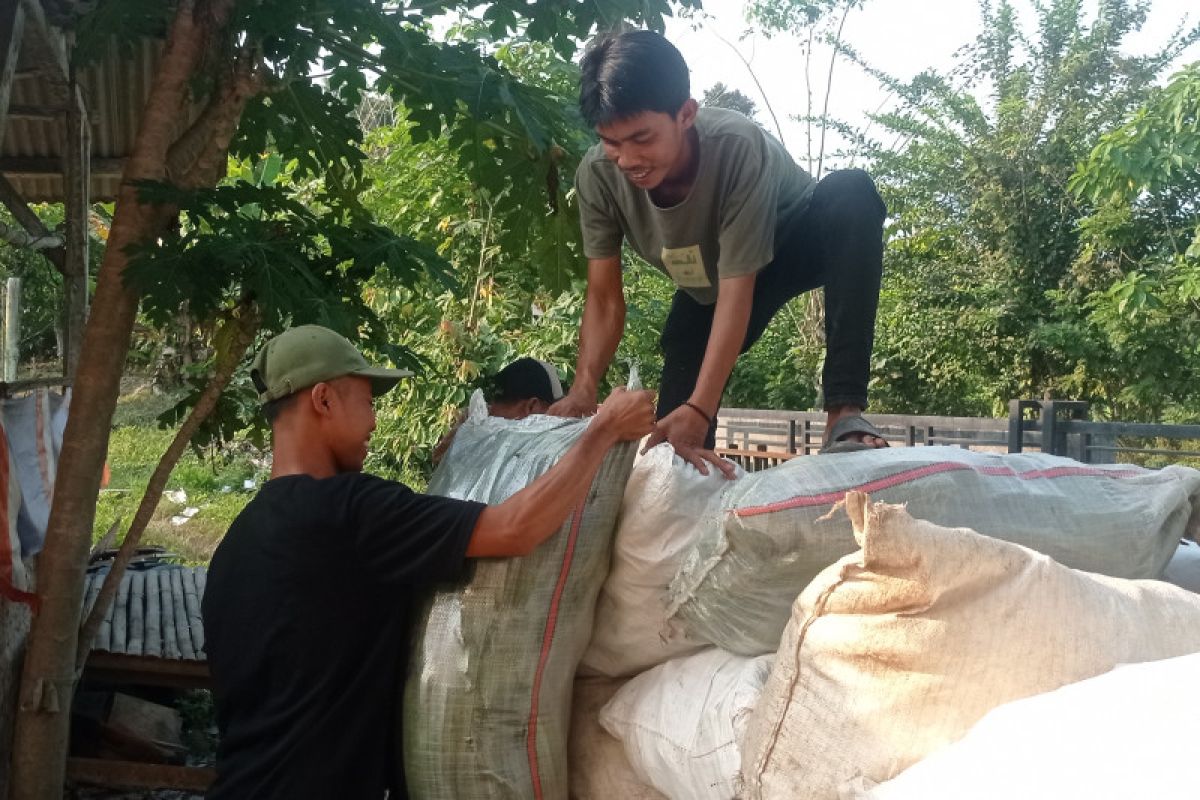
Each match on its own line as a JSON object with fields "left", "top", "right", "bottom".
{"left": 0, "top": 155, "right": 125, "bottom": 176}
{"left": 195, "top": 567, "right": 207, "bottom": 656}
{"left": 62, "top": 59, "right": 89, "bottom": 378}
{"left": 144, "top": 569, "right": 161, "bottom": 658}
{"left": 182, "top": 568, "right": 204, "bottom": 655}
{"left": 722, "top": 407, "right": 1011, "bottom": 430}
{"left": 65, "top": 757, "right": 215, "bottom": 792}
{"left": 127, "top": 569, "right": 145, "bottom": 656}
{"left": 0, "top": 0, "right": 25, "bottom": 132}
{"left": 84, "top": 652, "right": 210, "bottom": 691}
{"left": 170, "top": 568, "right": 194, "bottom": 660}
{"left": 107, "top": 692, "right": 182, "bottom": 750}
{"left": 1066, "top": 420, "right": 1200, "bottom": 439}
{"left": 112, "top": 569, "right": 130, "bottom": 654}
{"left": 0, "top": 376, "right": 71, "bottom": 397}
{"left": 158, "top": 569, "right": 179, "bottom": 660}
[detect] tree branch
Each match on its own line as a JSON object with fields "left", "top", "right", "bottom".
{"left": 0, "top": 219, "right": 63, "bottom": 250}
{"left": 166, "top": 43, "right": 266, "bottom": 188}
{"left": 0, "top": 173, "right": 65, "bottom": 271}
{"left": 75, "top": 299, "right": 261, "bottom": 674}
{"left": 712, "top": 29, "right": 787, "bottom": 149}
{"left": 816, "top": 0, "right": 854, "bottom": 179}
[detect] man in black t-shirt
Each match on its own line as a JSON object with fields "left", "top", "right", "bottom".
{"left": 202, "top": 325, "right": 654, "bottom": 799}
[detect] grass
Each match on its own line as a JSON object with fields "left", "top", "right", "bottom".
{"left": 93, "top": 381, "right": 268, "bottom": 565}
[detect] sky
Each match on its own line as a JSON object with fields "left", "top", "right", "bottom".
{"left": 666, "top": 0, "right": 1199, "bottom": 171}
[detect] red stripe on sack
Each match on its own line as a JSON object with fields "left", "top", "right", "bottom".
{"left": 736, "top": 461, "right": 1146, "bottom": 518}
{"left": 0, "top": 419, "right": 39, "bottom": 610}
{"left": 526, "top": 503, "right": 585, "bottom": 800}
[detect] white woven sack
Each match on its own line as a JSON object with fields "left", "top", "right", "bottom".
{"left": 569, "top": 676, "right": 667, "bottom": 800}
{"left": 853, "top": 652, "right": 1200, "bottom": 800}
{"left": 599, "top": 648, "right": 770, "bottom": 800}
{"left": 1162, "top": 539, "right": 1200, "bottom": 592}
{"left": 580, "top": 444, "right": 743, "bottom": 677}
{"left": 670, "top": 447, "right": 1200, "bottom": 656}
{"left": 741, "top": 492, "right": 1200, "bottom": 800}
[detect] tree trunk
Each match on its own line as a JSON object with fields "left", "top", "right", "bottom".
{"left": 75, "top": 301, "right": 259, "bottom": 672}
{"left": 8, "top": 2, "right": 235, "bottom": 796}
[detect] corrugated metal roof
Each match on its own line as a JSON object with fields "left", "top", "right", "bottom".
{"left": 2, "top": 36, "right": 165, "bottom": 203}
{"left": 2, "top": 13, "right": 194, "bottom": 203}
{"left": 82, "top": 565, "right": 207, "bottom": 662}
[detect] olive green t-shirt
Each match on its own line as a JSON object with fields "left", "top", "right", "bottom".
{"left": 576, "top": 107, "right": 816, "bottom": 305}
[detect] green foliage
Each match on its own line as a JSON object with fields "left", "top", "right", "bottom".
{"left": 859, "top": 0, "right": 1199, "bottom": 417}
{"left": 1068, "top": 61, "right": 1200, "bottom": 419}
{"left": 96, "top": 412, "right": 266, "bottom": 564}
{"left": 702, "top": 82, "right": 760, "bottom": 120}
{"left": 67, "top": 0, "right": 690, "bottom": 461}
{"left": 0, "top": 205, "right": 103, "bottom": 367}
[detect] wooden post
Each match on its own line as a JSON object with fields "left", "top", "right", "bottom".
{"left": 4, "top": 275, "right": 21, "bottom": 381}
{"left": 0, "top": 0, "right": 25, "bottom": 131}
{"left": 1042, "top": 401, "right": 1059, "bottom": 456}
{"left": 62, "top": 65, "right": 90, "bottom": 380}
{"left": 1007, "top": 399, "right": 1025, "bottom": 453}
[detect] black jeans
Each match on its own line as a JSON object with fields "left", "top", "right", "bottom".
{"left": 657, "top": 168, "right": 886, "bottom": 448}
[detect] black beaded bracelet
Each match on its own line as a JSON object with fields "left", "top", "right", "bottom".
{"left": 683, "top": 400, "right": 713, "bottom": 426}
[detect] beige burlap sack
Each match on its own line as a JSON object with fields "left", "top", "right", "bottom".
{"left": 741, "top": 492, "right": 1200, "bottom": 800}
{"left": 569, "top": 676, "right": 667, "bottom": 800}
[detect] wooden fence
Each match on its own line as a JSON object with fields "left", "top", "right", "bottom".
{"left": 717, "top": 399, "right": 1200, "bottom": 472}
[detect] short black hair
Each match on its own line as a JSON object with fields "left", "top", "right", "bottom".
{"left": 579, "top": 30, "right": 691, "bottom": 128}
{"left": 262, "top": 392, "right": 299, "bottom": 426}
{"left": 489, "top": 358, "right": 565, "bottom": 405}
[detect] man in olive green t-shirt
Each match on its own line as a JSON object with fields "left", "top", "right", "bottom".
{"left": 547, "top": 30, "right": 889, "bottom": 474}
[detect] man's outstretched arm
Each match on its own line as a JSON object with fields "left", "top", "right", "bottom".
{"left": 548, "top": 256, "right": 626, "bottom": 417}
{"left": 644, "top": 272, "right": 755, "bottom": 478}
{"left": 468, "top": 386, "right": 654, "bottom": 557}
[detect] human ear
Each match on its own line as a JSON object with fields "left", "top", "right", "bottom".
{"left": 310, "top": 383, "right": 333, "bottom": 414}
{"left": 677, "top": 98, "right": 699, "bottom": 128}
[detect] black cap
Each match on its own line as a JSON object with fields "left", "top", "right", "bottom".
{"left": 492, "top": 358, "right": 565, "bottom": 405}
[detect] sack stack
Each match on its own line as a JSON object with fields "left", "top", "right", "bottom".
{"left": 412, "top": 429, "right": 1200, "bottom": 800}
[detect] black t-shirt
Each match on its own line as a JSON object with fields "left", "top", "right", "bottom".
{"left": 201, "top": 472, "right": 484, "bottom": 800}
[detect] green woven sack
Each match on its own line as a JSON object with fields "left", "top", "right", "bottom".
{"left": 403, "top": 392, "right": 638, "bottom": 800}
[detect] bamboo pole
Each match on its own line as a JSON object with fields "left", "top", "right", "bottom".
{"left": 182, "top": 568, "right": 204, "bottom": 655}
{"left": 111, "top": 571, "right": 130, "bottom": 654}
{"left": 145, "top": 571, "right": 161, "bottom": 658}
{"left": 127, "top": 570, "right": 145, "bottom": 657}
{"left": 95, "top": 592, "right": 112, "bottom": 653}
{"left": 4, "top": 276, "right": 21, "bottom": 381}
{"left": 159, "top": 569, "right": 179, "bottom": 660}
{"left": 170, "top": 569, "right": 193, "bottom": 660}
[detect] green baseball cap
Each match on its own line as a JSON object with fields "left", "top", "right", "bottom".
{"left": 250, "top": 325, "right": 412, "bottom": 404}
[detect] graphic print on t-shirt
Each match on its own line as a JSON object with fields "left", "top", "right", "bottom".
{"left": 661, "top": 244, "right": 711, "bottom": 288}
